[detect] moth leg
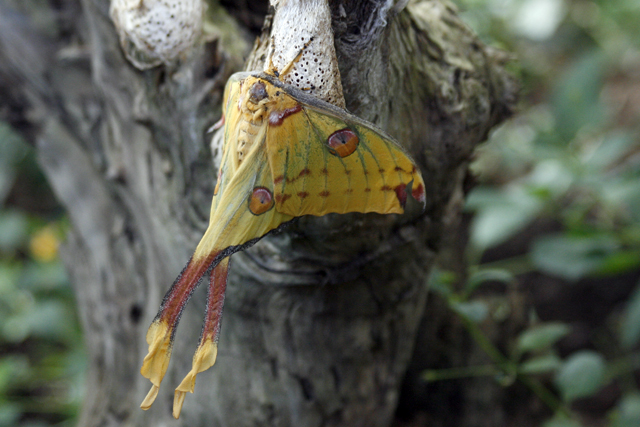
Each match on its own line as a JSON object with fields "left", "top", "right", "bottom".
{"left": 209, "top": 113, "right": 225, "bottom": 132}
{"left": 140, "top": 253, "right": 218, "bottom": 410}
{"left": 267, "top": 35, "right": 278, "bottom": 77}
{"left": 173, "top": 257, "right": 230, "bottom": 419}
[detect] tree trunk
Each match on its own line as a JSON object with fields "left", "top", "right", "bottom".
{"left": 0, "top": 0, "right": 517, "bottom": 426}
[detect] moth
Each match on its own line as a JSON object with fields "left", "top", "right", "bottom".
{"left": 139, "top": 43, "right": 426, "bottom": 419}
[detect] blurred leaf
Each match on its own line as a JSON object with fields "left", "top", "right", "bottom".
{"left": 620, "top": 280, "right": 640, "bottom": 349}
{"left": 555, "top": 350, "right": 606, "bottom": 402}
{"left": 604, "top": 177, "right": 640, "bottom": 223}
{"left": 450, "top": 300, "right": 489, "bottom": 323}
{"left": 519, "top": 353, "right": 562, "bottom": 374}
{"left": 9, "top": 300, "right": 75, "bottom": 342}
{"left": 467, "top": 186, "right": 543, "bottom": 249}
{"left": 20, "top": 421, "right": 51, "bottom": 427}
{"left": 428, "top": 269, "right": 457, "bottom": 298}
{"left": 0, "top": 402, "right": 20, "bottom": 427}
{"left": 0, "top": 211, "right": 29, "bottom": 253}
{"left": 491, "top": 296, "right": 513, "bottom": 322}
{"left": 0, "top": 361, "right": 12, "bottom": 393}
{"left": 0, "top": 122, "right": 29, "bottom": 206}
{"left": 517, "top": 322, "right": 571, "bottom": 354}
{"left": 596, "top": 0, "right": 640, "bottom": 49}
{"left": 542, "top": 414, "right": 583, "bottom": 427}
{"left": 0, "top": 356, "right": 29, "bottom": 393}
{"left": 511, "top": 0, "right": 566, "bottom": 41}
{"left": 597, "top": 250, "right": 640, "bottom": 276}
{"left": 466, "top": 268, "right": 516, "bottom": 293}
{"left": 583, "top": 132, "right": 634, "bottom": 170}
{"left": 551, "top": 52, "right": 605, "bottom": 141}
{"left": 2, "top": 315, "right": 31, "bottom": 343}
{"left": 611, "top": 393, "right": 640, "bottom": 427}
{"left": 471, "top": 119, "right": 538, "bottom": 180}
{"left": 526, "top": 159, "right": 573, "bottom": 198}
{"left": 531, "top": 234, "right": 619, "bottom": 281}
{"left": 0, "top": 264, "right": 19, "bottom": 295}
{"left": 21, "top": 261, "right": 69, "bottom": 291}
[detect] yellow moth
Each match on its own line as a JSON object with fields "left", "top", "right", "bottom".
{"left": 139, "top": 41, "right": 426, "bottom": 418}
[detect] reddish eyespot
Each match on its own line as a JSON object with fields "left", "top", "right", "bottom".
{"left": 326, "top": 128, "right": 359, "bottom": 157}
{"left": 248, "top": 187, "right": 274, "bottom": 215}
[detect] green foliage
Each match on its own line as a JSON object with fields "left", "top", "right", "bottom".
{"left": 450, "top": 299, "right": 490, "bottom": 323}
{"left": 516, "top": 323, "right": 571, "bottom": 355}
{"left": 0, "top": 123, "right": 84, "bottom": 426}
{"left": 530, "top": 234, "right": 622, "bottom": 281}
{"left": 620, "top": 281, "right": 640, "bottom": 349}
{"left": 519, "top": 353, "right": 563, "bottom": 375}
{"left": 467, "top": 187, "right": 543, "bottom": 250}
{"left": 0, "top": 123, "right": 29, "bottom": 204}
{"left": 610, "top": 393, "right": 640, "bottom": 427}
{"left": 423, "top": 0, "right": 640, "bottom": 424}
{"left": 543, "top": 414, "right": 583, "bottom": 427}
{"left": 555, "top": 351, "right": 607, "bottom": 402}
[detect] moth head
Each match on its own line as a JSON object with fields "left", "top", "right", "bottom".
{"left": 248, "top": 81, "right": 269, "bottom": 105}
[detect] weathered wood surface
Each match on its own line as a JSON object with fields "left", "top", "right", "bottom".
{"left": 0, "top": 0, "right": 517, "bottom": 426}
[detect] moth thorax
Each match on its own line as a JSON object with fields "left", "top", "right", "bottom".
{"left": 248, "top": 82, "right": 268, "bottom": 104}
{"left": 243, "top": 81, "right": 270, "bottom": 124}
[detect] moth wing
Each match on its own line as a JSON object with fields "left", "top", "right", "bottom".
{"left": 209, "top": 72, "right": 247, "bottom": 213}
{"left": 193, "top": 73, "right": 292, "bottom": 261}
{"left": 193, "top": 140, "right": 293, "bottom": 261}
{"left": 266, "top": 90, "right": 425, "bottom": 217}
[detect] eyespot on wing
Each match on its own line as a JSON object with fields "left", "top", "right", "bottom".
{"left": 326, "top": 128, "right": 359, "bottom": 157}
{"left": 248, "top": 187, "right": 275, "bottom": 215}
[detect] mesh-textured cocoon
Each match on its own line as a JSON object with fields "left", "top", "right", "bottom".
{"left": 110, "top": 0, "right": 203, "bottom": 69}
